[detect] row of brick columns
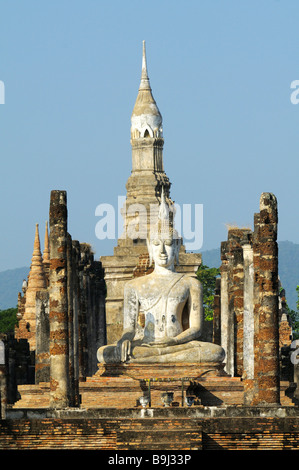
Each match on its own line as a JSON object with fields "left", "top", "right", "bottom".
{"left": 46, "top": 190, "right": 106, "bottom": 409}
{"left": 0, "top": 190, "right": 106, "bottom": 414}
{"left": 48, "top": 191, "right": 88, "bottom": 408}
{"left": 215, "top": 193, "right": 280, "bottom": 405}
{"left": 44, "top": 190, "right": 281, "bottom": 408}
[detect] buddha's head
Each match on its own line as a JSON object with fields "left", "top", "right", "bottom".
{"left": 147, "top": 187, "right": 181, "bottom": 270}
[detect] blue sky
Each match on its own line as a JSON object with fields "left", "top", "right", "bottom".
{"left": 0, "top": 0, "right": 299, "bottom": 271}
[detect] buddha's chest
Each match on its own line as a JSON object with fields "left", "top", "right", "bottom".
{"left": 138, "top": 280, "right": 188, "bottom": 313}
{"left": 137, "top": 281, "right": 189, "bottom": 340}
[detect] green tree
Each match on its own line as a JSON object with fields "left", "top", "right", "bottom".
{"left": 196, "top": 264, "right": 220, "bottom": 321}
{"left": 0, "top": 307, "right": 18, "bottom": 333}
{"left": 281, "top": 285, "right": 299, "bottom": 340}
{"left": 287, "top": 286, "right": 299, "bottom": 340}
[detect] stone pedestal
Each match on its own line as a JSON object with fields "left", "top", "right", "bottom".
{"left": 97, "top": 362, "right": 227, "bottom": 380}
{"left": 78, "top": 362, "right": 243, "bottom": 409}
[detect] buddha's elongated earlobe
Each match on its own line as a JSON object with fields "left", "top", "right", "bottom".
{"left": 175, "top": 239, "right": 180, "bottom": 265}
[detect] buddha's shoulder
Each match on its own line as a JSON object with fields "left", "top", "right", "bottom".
{"left": 124, "top": 276, "right": 148, "bottom": 290}
{"left": 124, "top": 272, "right": 201, "bottom": 291}
{"left": 179, "top": 274, "right": 202, "bottom": 288}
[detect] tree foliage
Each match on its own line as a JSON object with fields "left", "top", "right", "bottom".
{"left": 0, "top": 307, "right": 18, "bottom": 333}
{"left": 196, "top": 264, "right": 220, "bottom": 321}
{"left": 286, "top": 286, "right": 299, "bottom": 340}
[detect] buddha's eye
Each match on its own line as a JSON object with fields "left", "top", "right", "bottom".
{"left": 152, "top": 240, "right": 160, "bottom": 246}
{"left": 164, "top": 239, "right": 173, "bottom": 246}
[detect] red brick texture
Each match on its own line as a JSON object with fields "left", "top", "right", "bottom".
{"left": 252, "top": 194, "right": 280, "bottom": 405}
{"left": 1, "top": 417, "right": 299, "bottom": 450}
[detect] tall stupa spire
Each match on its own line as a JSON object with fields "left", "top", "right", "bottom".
{"left": 140, "top": 40, "right": 150, "bottom": 90}
{"left": 27, "top": 224, "right": 47, "bottom": 291}
{"left": 43, "top": 220, "right": 50, "bottom": 282}
{"left": 22, "top": 223, "right": 47, "bottom": 349}
{"left": 131, "top": 40, "right": 163, "bottom": 140}
{"left": 119, "top": 40, "right": 171, "bottom": 245}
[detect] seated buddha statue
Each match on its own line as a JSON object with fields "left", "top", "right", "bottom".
{"left": 97, "top": 190, "right": 225, "bottom": 365}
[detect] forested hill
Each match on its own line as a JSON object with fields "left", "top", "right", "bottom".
{"left": 1, "top": 240, "right": 299, "bottom": 311}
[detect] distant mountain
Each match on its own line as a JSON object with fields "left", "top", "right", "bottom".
{"left": 277, "top": 241, "right": 299, "bottom": 311}
{"left": 0, "top": 267, "right": 29, "bottom": 310}
{"left": 1, "top": 240, "right": 299, "bottom": 311}
{"left": 201, "top": 248, "right": 221, "bottom": 270}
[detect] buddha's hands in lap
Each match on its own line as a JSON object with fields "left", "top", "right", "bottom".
{"left": 143, "top": 337, "right": 177, "bottom": 348}
{"left": 118, "top": 339, "right": 131, "bottom": 361}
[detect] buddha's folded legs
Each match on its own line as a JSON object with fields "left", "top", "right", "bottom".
{"left": 97, "top": 344, "right": 121, "bottom": 364}
{"left": 130, "top": 340, "right": 225, "bottom": 363}
{"left": 97, "top": 340, "right": 225, "bottom": 364}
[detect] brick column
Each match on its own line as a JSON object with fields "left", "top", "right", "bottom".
{"left": 49, "top": 190, "right": 70, "bottom": 409}
{"left": 79, "top": 262, "right": 88, "bottom": 380}
{"left": 221, "top": 229, "right": 253, "bottom": 379}
{"left": 222, "top": 233, "right": 243, "bottom": 377}
{"left": 71, "top": 240, "right": 81, "bottom": 388}
{"left": 35, "top": 291, "right": 50, "bottom": 383}
{"left": 253, "top": 193, "right": 280, "bottom": 405}
{"left": 213, "top": 277, "right": 221, "bottom": 346}
{"left": 291, "top": 340, "right": 299, "bottom": 400}
{"left": 228, "top": 230, "right": 245, "bottom": 377}
{"left": 220, "top": 243, "right": 232, "bottom": 375}
{"left": 67, "top": 233, "right": 78, "bottom": 407}
{"left": 0, "top": 340, "right": 6, "bottom": 419}
{"left": 242, "top": 242, "right": 255, "bottom": 404}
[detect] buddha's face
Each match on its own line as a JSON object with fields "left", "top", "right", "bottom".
{"left": 150, "top": 235, "right": 178, "bottom": 269}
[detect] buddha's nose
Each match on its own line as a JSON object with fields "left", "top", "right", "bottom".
{"left": 160, "top": 242, "right": 166, "bottom": 254}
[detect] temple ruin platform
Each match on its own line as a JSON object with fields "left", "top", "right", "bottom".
{"left": 5, "top": 373, "right": 299, "bottom": 450}
{"left": 3, "top": 405, "right": 299, "bottom": 450}
{"left": 10, "top": 369, "right": 296, "bottom": 410}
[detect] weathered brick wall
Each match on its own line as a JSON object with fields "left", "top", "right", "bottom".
{"left": 201, "top": 417, "right": 299, "bottom": 450}
{"left": 15, "top": 293, "right": 29, "bottom": 342}
{"left": 220, "top": 228, "right": 251, "bottom": 378}
{"left": 133, "top": 253, "right": 154, "bottom": 278}
{"left": 0, "top": 333, "right": 34, "bottom": 409}
{"left": 0, "top": 419, "right": 118, "bottom": 450}
{"left": 11, "top": 191, "right": 106, "bottom": 408}
{"left": 219, "top": 193, "right": 286, "bottom": 405}
{"left": 1, "top": 417, "right": 299, "bottom": 450}
{"left": 228, "top": 229, "right": 250, "bottom": 377}
{"left": 213, "top": 278, "right": 221, "bottom": 345}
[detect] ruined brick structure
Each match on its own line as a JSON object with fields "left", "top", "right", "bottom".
{"left": 1, "top": 42, "right": 299, "bottom": 451}
{"left": 218, "top": 193, "right": 296, "bottom": 406}
{"left": 13, "top": 191, "right": 106, "bottom": 409}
